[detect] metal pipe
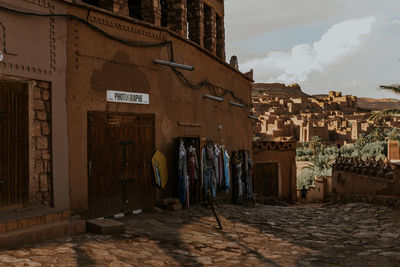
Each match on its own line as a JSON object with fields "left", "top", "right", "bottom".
{"left": 248, "top": 115, "right": 259, "bottom": 120}
{"left": 229, "top": 101, "right": 244, "bottom": 108}
{"left": 154, "top": 59, "right": 194, "bottom": 71}
{"left": 203, "top": 94, "right": 224, "bottom": 102}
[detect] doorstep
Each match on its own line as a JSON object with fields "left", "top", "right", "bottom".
{"left": 0, "top": 205, "right": 85, "bottom": 249}
{"left": 0, "top": 205, "right": 70, "bottom": 233}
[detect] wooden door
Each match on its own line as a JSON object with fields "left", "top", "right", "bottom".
{"left": 88, "top": 112, "right": 155, "bottom": 217}
{"left": 0, "top": 80, "right": 29, "bottom": 208}
{"left": 253, "top": 162, "right": 279, "bottom": 197}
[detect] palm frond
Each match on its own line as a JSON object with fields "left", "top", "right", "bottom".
{"left": 369, "top": 108, "right": 400, "bottom": 122}
{"left": 380, "top": 84, "right": 400, "bottom": 94}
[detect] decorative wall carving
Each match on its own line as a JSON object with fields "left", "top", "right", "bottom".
{"left": 253, "top": 140, "right": 297, "bottom": 152}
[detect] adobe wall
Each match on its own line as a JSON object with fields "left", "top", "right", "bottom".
{"left": 332, "top": 159, "right": 400, "bottom": 197}
{"left": 252, "top": 141, "right": 297, "bottom": 201}
{"left": 0, "top": 0, "right": 69, "bottom": 209}
{"left": 78, "top": 0, "right": 225, "bottom": 60}
{"left": 298, "top": 177, "right": 332, "bottom": 202}
{"left": 65, "top": 4, "right": 252, "bottom": 212}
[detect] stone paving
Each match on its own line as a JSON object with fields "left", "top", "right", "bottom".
{"left": 1, "top": 203, "right": 400, "bottom": 266}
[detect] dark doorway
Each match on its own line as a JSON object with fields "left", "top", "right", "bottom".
{"left": 0, "top": 80, "right": 29, "bottom": 208}
{"left": 252, "top": 162, "right": 279, "bottom": 197}
{"left": 87, "top": 112, "right": 155, "bottom": 217}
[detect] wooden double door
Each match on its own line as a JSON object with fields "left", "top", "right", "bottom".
{"left": 87, "top": 112, "right": 155, "bottom": 217}
{"left": 0, "top": 80, "right": 29, "bottom": 209}
{"left": 253, "top": 162, "right": 279, "bottom": 197}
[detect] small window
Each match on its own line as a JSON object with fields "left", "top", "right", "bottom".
{"left": 216, "top": 14, "right": 223, "bottom": 58}
{"left": 129, "top": 0, "right": 142, "bottom": 20}
{"left": 82, "top": 0, "right": 99, "bottom": 6}
{"left": 203, "top": 4, "right": 212, "bottom": 51}
{"left": 161, "top": 0, "right": 168, "bottom": 27}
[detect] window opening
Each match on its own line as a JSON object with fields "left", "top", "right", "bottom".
{"left": 203, "top": 4, "right": 212, "bottom": 51}
{"left": 82, "top": 0, "right": 99, "bottom": 6}
{"left": 216, "top": 14, "right": 223, "bottom": 58}
{"left": 129, "top": 0, "right": 142, "bottom": 20}
{"left": 161, "top": 0, "right": 168, "bottom": 27}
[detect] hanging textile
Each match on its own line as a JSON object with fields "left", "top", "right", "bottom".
{"left": 218, "top": 146, "right": 224, "bottom": 188}
{"left": 187, "top": 145, "right": 198, "bottom": 204}
{"left": 202, "top": 141, "right": 216, "bottom": 198}
{"left": 214, "top": 145, "right": 220, "bottom": 188}
{"left": 246, "top": 156, "right": 254, "bottom": 198}
{"left": 223, "top": 149, "right": 230, "bottom": 193}
{"left": 232, "top": 151, "right": 244, "bottom": 204}
{"left": 178, "top": 140, "right": 188, "bottom": 207}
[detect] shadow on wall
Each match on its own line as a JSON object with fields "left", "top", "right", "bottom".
{"left": 90, "top": 51, "right": 151, "bottom": 93}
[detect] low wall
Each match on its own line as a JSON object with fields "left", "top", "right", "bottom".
{"left": 332, "top": 158, "right": 400, "bottom": 197}
{"left": 297, "top": 177, "right": 332, "bottom": 202}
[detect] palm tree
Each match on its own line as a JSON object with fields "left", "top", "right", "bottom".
{"left": 309, "top": 136, "right": 323, "bottom": 156}
{"left": 385, "top": 127, "right": 400, "bottom": 141}
{"left": 369, "top": 85, "right": 400, "bottom": 122}
{"left": 367, "top": 128, "right": 385, "bottom": 142}
{"left": 302, "top": 154, "right": 335, "bottom": 178}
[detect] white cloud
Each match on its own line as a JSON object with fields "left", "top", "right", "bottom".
{"left": 391, "top": 19, "right": 400, "bottom": 25}
{"left": 241, "top": 17, "right": 376, "bottom": 84}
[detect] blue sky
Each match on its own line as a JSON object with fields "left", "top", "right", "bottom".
{"left": 225, "top": 0, "right": 400, "bottom": 99}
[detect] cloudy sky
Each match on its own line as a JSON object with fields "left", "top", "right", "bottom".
{"left": 225, "top": 0, "right": 400, "bottom": 99}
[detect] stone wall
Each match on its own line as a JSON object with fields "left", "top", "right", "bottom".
{"left": 31, "top": 81, "right": 52, "bottom": 206}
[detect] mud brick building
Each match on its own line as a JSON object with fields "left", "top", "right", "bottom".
{"left": 0, "top": 0, "right": 253, "bottom": 218}
{"left": 252, "top": 83, "right": 377, "bottom": 146}
{"left": 252, "top": 140, "right": 297, "bottom": 201}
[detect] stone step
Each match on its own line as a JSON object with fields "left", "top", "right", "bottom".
{"left": 167, "top": 203, "right": 182, "bottom": 211}
{"left": 86, "top": 218, "right": 125, "bottom": 235}
{"left": 0, "top": 206, "right": 71, "bottom": 233}
{"left": 0, "top": 219, "right": 86, "bottom": 250}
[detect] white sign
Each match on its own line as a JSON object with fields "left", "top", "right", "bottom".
{"left": 107, "top": 90, "right": 149, "bottom": 105}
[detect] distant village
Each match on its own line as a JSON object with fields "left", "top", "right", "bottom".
{"left": 252, "top": 83, "right": 400, "bottom": 147}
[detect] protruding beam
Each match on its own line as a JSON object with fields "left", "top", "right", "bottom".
{"left": 154, "top": 59, "right": 195, "bottom": 71}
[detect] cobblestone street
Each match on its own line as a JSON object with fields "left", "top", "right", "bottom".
{"left": 1, "top": 203, "right": 400, "bottom": 266}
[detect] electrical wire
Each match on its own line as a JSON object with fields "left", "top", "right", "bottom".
{"left": 0, "top": 4, "right": 169, "bottom": 48}
{"left": 0, "top": 3, "right": 250, "bottom": 107}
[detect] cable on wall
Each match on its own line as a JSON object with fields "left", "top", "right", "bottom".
{"left": 0, "top": 3, "right": 250, "bottom": 107}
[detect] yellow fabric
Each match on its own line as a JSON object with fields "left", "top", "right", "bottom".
{"left": 151, "top": 150, "right": 168, "bottom": 189}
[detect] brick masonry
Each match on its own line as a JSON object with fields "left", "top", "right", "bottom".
{"left": 31, "top": 81, "right": 53, "bottom": 206}
{"left": 99, "top": 0, "right": 129, "bottom": 16}
{"left": 142, "top": 0, "right": 162, "bottom": 26}
{"left": 187, "top": 0, "right": 204, "bottom": 46}
{"left": 167, "top": 0, "right": 187, "bottom": 36}
{"left": 203, "top": 4, "right": 216, "bottom": 54}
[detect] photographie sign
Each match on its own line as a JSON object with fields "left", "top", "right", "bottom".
{"left": 106, "top": 90, "right": 149, "bottom": 105}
